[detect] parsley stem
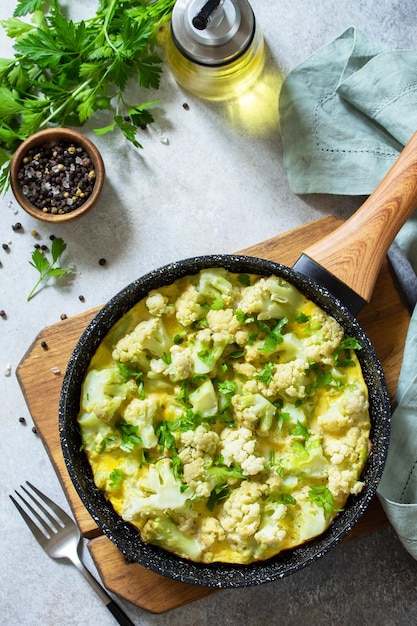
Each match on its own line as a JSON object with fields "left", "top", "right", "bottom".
{"left": 102, "top": 0, "right": 119, "bottom": 54}
{"left": 39, "top": 80, "right": 92, "bottom": 129}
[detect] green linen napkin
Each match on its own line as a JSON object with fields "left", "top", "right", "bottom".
{"left": 278, "top": 27, "right": 417, "bottom": 560}
{"left": 378, "top": 309, "right": 417, "bottom": 560}
{"left": 279, "top": 26, "right": 417, "bottom": 195}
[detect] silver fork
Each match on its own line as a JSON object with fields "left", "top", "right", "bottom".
{"left": 10, "top": 481, "right": 136, "bottom": 626}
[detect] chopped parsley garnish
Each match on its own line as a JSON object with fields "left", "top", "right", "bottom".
{"left": 254, "top": 362, "right": 274, "bottom": 384}
{"left": 115, "top": 420, "right": 142, "bottom": 452}
{"left": 118, "top": 362, "right": 145, "bottom": 398}
{"left": 256, "top": 317, "right": 288, "bottom": 352}
{"left": 295, "top": 311, "right": 310, "bottom": 324}
{"left": 237, "top": 274, "right": 251, "bottom": 287}
{"left": 99, "top": 434, "right": 118, "bottom": 454}
{"left": 308, "top": 485, "right": 336, "bottom": 517}
{"left": 109, "top": 468, "right": 124, "bottom": 489}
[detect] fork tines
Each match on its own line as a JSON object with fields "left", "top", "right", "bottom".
{"left": 10, "top": 481, "right": 66, "bottom": 542}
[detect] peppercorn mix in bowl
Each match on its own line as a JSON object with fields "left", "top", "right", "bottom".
{"left": 10, "top": 128, "right": 105, "bottom": 223}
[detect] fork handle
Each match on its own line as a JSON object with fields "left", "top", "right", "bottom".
{"left": 77, "top": 561, "right": 136, "bottom": 626}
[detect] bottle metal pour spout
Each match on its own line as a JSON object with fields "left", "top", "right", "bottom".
{"left": 192, "top": 0, "right": 223, "bottom": 30}
{"left": 166, "top": 0, "right": 265, "bottom": 100}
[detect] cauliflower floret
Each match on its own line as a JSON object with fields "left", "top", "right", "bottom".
{"left": 244, "top": 344, "right": 261, "bottom": 364}
{"left": 267, "top": 359, "right": 309, "bottom": 399}
{"left": 220, "top": 427, "right": 265, "bottom": 476}
{"left": 175, "top": 284, "right": 206, "bottom": 327}
{"left": 146, "top": 290, "right": 171, "bottom": 317}
{"left": 178, "top": 425, "right": 220, "bottom": 465}
{"left": 188, "top": 327, "right": 231, "bottom": 374}
{"left": 167, "top": 345, "right": 194, "bottom": 380}
{"left": 189, "top": 378, "right": 218, "bottom": 417}
{"left": 254, "top": 502, "right": 287, "bottom": 547}
{"left": 149, "top": 344, "right": 194, "bottom": 382}
{"left": 296, "top": 491, "right": 329, "bottom": 541}
{"left": 324, "top": 440, "right": 351, "bottom": 465}
{"left": 197, "top": 268, "right": 236, "bottom": 306}
{"left": 232, "top": 393, "right": 276, "bottom": 434}
{"left": 283, "top": 436, "right": 329, "bottom": 478}
{"left": 339, "top": 385, "right": 369, "bottom": 420}
{"left": 198, "top": 516, "right": 226, "bottom": 550}
{"left": 82, "top": 366, "right": 136, "bottom": 423}
{"left": 178, "top": 425, "right": 222, "bottom": 496}
{"left": 219, "top": 480, "right": 264, "bottom": 540}
{"left": 122, "top": 396, "right": 159, "bottom": 448}
{"left": 141, "top": 516, "right": 202, "bottom": 561}
{"left": 122, "top": 459, "right": 192, "bottom": 519}
{"left": 350, "top": 480, "right": 365, "bottom": 495}
{"left": 318, "top": 385, "right": 370, "bottom": 433}
{"left": 206, "top": 308, "right": 241, "bottom": 334}
{"left": 327, "top": 466, "right": 358, "bottom": 499}
{"left": 182, "top": 457, "right": 213, "bottom": 497}
{"left": 317, "top": 405, "right": 350, "bottom": 432}
{"left": 112, "top": 317, "right": 171, "bottom": 363}
{"left": 238, "top": 276, "right": 304, "bottom": 320}
{"left": 304, "top": 312, "right": 344, "bottom": 365}
{"left": 235, "top": 329, "right": 250, "bottom": 346}
{"left": 232, "top": 362, "right": 258, "bottom": 380}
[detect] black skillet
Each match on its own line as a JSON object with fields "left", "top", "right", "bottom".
{"left": 59, "top": 132, "right": 417, "bottom": 588}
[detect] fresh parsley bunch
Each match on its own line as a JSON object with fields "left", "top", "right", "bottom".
{"left": 0, "top": 0, "right": 175, "bottom": 192}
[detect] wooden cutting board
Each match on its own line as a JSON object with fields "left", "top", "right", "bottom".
{"left": 16, "top": 215, "right": 410, "bottom": 613}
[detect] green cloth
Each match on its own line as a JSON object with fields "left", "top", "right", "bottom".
{"left": 279, "top": 27, "right": 417, "bottom": 195}
{"left": 279, "top": 27, "right": 417, "bottom": 560}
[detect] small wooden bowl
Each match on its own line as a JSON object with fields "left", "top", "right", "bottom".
{"left": 10, "top": 128, "right": 105, "bottom": 223}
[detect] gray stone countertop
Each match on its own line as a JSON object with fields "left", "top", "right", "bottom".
{"left": 1, "top": 1, "right": 417, "bottom": 624}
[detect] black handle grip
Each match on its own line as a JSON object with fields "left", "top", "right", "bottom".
{"left": 107, "top": 599, "right": 136, "bottom": 626}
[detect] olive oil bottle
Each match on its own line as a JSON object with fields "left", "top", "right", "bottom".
{"left": 166, "top": 0, "right": 265, "bottom": 101}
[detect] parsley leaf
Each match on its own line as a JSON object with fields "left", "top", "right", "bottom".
{"left": 27, "top": 237, "right": 72, "bottom": 301}
{"left": 115, "top": 420, "right": 142, "bottom": 452}
{"left": 13, "top": 0, "right": 44, "bottom": 17}
{"left": 308, "top": 485, "right": 336, "bottom": 518}
{"left": 256, "top": 317, "right": 288, "bottom": 353}
{"left": 254, "top": 362, "right": 274, "bottom": 384}
{"left": 109, "top": 468, "right": 124, "bottom": 489}
{"left": 290, "top": 420, "right": 310, "bottom": 439}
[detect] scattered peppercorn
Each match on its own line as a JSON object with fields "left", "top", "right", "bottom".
{"left": 49, "top": 234, "right": 56, "bottom": 240}
{"left": 41, "top": 244, "right": 48, "bottom": 251}
{"left": 2, "top": 243, "right": 10, "bottom": 252}
{"left": 182, "top": 102, "right": 190, "bottom": 110}
{"left": 99, "top": 258, "right": 106, "bottom": 266}
{"left": 79, "top": 295, "right": 85, "bottom": 302}
{"left": 16, "top": 139, "right": 97, "bottom": 214}
{"left": 19, "top": 417, "right": 26, "bottom": 425}
{"left": 12, "top": 222, "right": 22, "bottom": 231}
{"left": 0, "top": 310, "right": 6, "bottom": 317}
{"left": 32, "top": 426, "right": 38, "bottom": 434}
{"left": 41, "top": 340, "right": 48, "bottom": 350}
{"left": 60, "top": 313, "right": 67, "bottom": 320}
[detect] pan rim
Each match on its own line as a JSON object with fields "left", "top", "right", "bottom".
{"left": 59, "top": 253, "right": 391, "bottom": 588}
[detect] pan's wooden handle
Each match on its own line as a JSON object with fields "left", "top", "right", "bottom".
{"left": 301, "top": 131, "right": 417, "bottom": 303}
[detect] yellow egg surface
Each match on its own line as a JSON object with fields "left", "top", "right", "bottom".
{"left": 78, "top": 269, "right": 370, "bottom": 564}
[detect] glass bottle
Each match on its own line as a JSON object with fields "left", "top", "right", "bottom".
{"left": 166, "top": 0, "right": 265, "bottom": 101}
